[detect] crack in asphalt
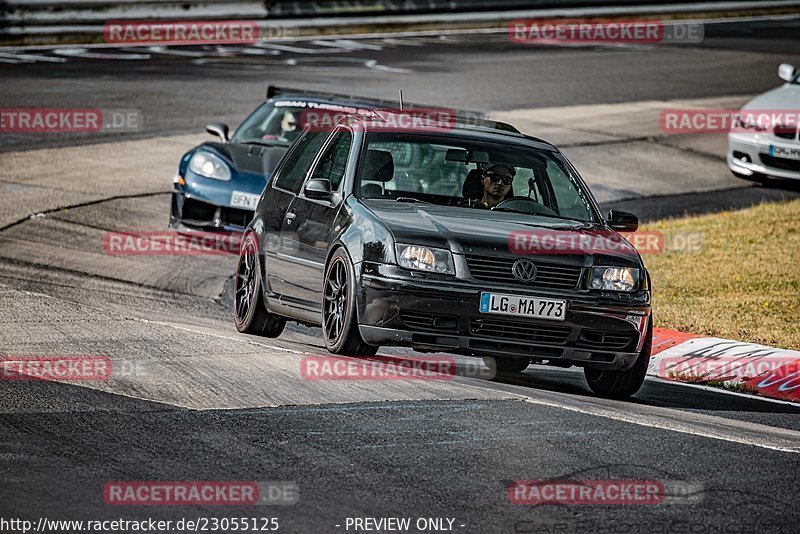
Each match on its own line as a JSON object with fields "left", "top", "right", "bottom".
{"left": 0, "top": 191, "right": 169, "bottom": 233}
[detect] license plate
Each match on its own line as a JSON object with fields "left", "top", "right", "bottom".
{"left": 479, "top": 292, "right": 566, "bottom": 321}
{"left": 770, "top": 145, "right": 800, "bottom": 161}
{"left": 230, "top": 191, "right": 260, "bottom": 209}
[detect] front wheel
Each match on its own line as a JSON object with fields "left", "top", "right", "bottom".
{"left": 584, "top": 319, "right": 652, "bottom": 399}
{"left": 234, "top": 233, "right": 286, "bottom": 337}
{"left": 322, "top": 248, "right": 378, "bottom": 356}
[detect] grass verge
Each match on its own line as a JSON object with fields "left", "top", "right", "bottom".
{"left": 642, "top": 197, "right": 800, "bottom": 350}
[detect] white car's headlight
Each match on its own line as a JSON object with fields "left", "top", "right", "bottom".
{"left": 396, "top": 244, "right": 455, "bottom": 275}
{"left": 589, "top": 266, "right": 639, "bottom": 292}
{"left": 188, "top": 151, "right": 231, "bottom": 181}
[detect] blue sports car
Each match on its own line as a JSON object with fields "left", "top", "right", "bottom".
{"left": 170, "top": 86, "right": 491, "bottom": 231}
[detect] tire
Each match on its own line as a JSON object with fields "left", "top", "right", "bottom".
{"left": 584, "top": 319, "right": 652, "bottom": 399}
{"left": 322, "top": 248, "right": 378, "bottom": 356}
{"left": 234, "top": 233, "right": 286, "bottom": 337}
{"left": 483, "top": 356, "right": 530, "bottom": 374}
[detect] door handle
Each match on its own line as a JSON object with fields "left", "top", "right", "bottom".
{"left": 285, "top": 211, "right": 296, "bottom": 225}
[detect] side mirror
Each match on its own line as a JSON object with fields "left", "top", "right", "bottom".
{"left": 778, "top": 63, "right": 796, "bottom": 82}
{"left": 304, "top": 178, "right": 332, "bottom": 200}
{"left": 206, "top": 123, "right": 229, "bottom": 143}
{"left": 607, "top": 209, "right": 639, "bottom": 232}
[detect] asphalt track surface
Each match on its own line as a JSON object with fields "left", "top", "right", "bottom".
{"left": 2, "top": 16, "right": 800, "bottom": 534}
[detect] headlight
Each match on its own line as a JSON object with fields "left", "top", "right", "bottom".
{"left": 188, "top": 151, "right": 231, "bottom": 181}
{"left": 589, "top": 266, "right": 639, "bottom": 292}
{"left": 396, "top": 244, "right": 455, "bottom": 275}
{"left": 734, "top": 114, "right": 767, "bottom": 132}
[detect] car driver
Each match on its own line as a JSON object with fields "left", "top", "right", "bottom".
{"left": 478, "top": 164, "right": 516, "bottom": 209}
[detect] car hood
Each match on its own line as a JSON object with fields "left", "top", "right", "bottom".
{"left": 742, "top": 84, "right": 800, "bottom": 110}
{"left": 362, "top": 200, "right": 639, "bottom": 262}
{"left": 199, "top": 141, "right": 288, "bottom": 176}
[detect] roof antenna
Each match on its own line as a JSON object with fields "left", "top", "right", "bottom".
{"left": 398, "top": 90, "right": 404, "bottom": 111}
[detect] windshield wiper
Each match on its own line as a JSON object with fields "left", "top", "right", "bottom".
{"left": 396, "top": 197, "right": 431, "bottom": 204}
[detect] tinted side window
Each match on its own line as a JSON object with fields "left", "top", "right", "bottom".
{"left": 311, "top": 130, "right": 353, "bottom": 191}
{"left": 274, "top": 131, "right": 327, "bottom": 194}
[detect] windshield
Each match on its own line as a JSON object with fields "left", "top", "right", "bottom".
{"left": 231, "top": 101, "right": 306, "bottom": 145}
{"left": 356, "top": 132, "right": 599, "bottom": 222}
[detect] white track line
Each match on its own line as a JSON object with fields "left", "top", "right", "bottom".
{"left": 450, "top": 380, "right": 800, "bottom": 453}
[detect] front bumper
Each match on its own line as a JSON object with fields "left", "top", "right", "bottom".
{"left": 170, "top": 167, "right": 266, "bottom": 231}
{"left": 170, "top": 190, "right": 253, "bottom": 232}
{"left": 357, "top": 265, "right": 650, "bottom": 371}
{"left": 728, "top": 133, "right": 800, "bottom": 181}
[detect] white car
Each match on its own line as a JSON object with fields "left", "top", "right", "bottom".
{"left": 728, "top": 63, "right": 800, "bottom": 183}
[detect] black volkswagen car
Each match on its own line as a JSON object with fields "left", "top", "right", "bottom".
{"left": 233, "top": 114, "right": 652, "bottom": 398}
{"left": 169, "top": 86, "right": 490, "bottom": 231}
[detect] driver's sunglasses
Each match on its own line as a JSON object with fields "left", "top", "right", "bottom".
{"left": 486, "top": 173, "right": 513, "bottom": 186}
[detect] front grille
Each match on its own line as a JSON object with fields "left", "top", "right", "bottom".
{"left": 181, "top": 198, "right": 253, "bottom": 228}
{"left": 465, "top": 255, "right": 582, "bottom": 289}
{"left": 221, "top": 206, "right": 253, "bottom": 228}
{"left": 759, "top": 154, "right": 800, "bottom": 172}
{"left": 400, "top": 311, "right": 459, "bottom": 333}
{"left": 182, "top": 198, "right": 217, "bottom": 221}
{"left": 774, "top": 125, "right": 798, "bottom": 141}
{"left": 469, "top": 317, "right": 571, "bottom": 345}
{"left": 577, "top": 329, "right": 637, "bottom": 351}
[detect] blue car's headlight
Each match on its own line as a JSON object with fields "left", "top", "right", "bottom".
{"left": 188, "top": 151, "right": 231, "bottom": 181}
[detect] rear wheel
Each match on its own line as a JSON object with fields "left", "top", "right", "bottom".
{"left": 483, "top": 356, "right": 530, "bottom": 374}
{"left": 584, "top": 319, "right": 652, "bottom": 398}
{"left": 322, "top": 248, "right": 378, "bottom": 356}
{"left": 234, "top": 233, "right": 286, "bottom": 337}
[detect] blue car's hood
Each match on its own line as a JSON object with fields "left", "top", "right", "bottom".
{"left": 201, "top": 141, "right": 287, "bottom": 177}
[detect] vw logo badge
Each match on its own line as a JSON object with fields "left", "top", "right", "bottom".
{"left": 512, "top": 259, "right": 537, "bottom": 282}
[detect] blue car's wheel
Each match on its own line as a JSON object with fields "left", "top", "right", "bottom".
{"left": 234, "top": 233, "right": 285, "bottom": 337}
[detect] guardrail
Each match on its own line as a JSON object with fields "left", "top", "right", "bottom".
{"left": 2, "top": 0, "right": 799, "bottom": 43}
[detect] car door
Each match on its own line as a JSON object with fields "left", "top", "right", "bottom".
{"left": 263, "top": 129, "right": 328, "bottom": 304}
{"left": 276, "top": 126, "right": 355, "bottom": 315}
